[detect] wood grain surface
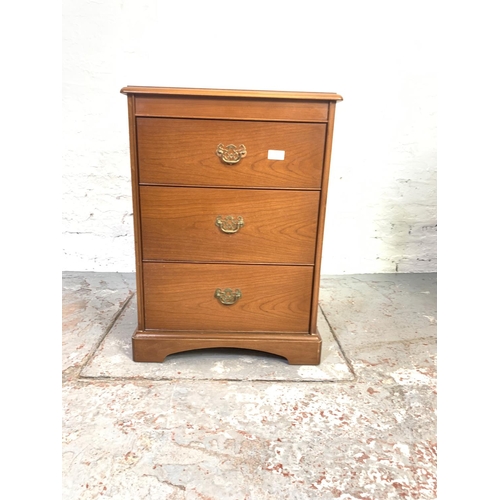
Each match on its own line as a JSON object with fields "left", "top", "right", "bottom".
{"left": 143, "top": 263, "right": 313, "bottom": 332}
{"left": 132, "top": 330, "right": 322, "bottom": 364}
{"left": 137, "top": 118, "right": 326, "bottom": 188}
{"left": 121, "top": 85, "right": 343, "bottom": 101}
{"left": 134, "top": 95, "right": 330, "bottom": 122}
{"left": 140, "top": 186, "right": 319, "bottom": 264}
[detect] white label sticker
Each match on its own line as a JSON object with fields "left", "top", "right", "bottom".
{"left": 267, "top": 150, "right": 285, "bottom": 160}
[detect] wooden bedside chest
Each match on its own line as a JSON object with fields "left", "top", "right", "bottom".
{"left": 120, "top": 86, "right": 342, "bottom": 364}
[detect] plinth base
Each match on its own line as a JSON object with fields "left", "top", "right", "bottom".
{"left": 132, "top": 330, "right": 322, "bottom": 365}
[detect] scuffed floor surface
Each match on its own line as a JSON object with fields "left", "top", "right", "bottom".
{"left": 62, "top": 272, "right": 437, "bottom": 499}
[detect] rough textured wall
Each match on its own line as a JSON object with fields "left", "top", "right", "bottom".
{"left": 323, "top": 75, "right": 437, "bottom": 274}
{"left": 62, "top": 0, "right": 437, "bottom": 273}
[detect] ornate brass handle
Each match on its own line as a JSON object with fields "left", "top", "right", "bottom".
{"left": 215, "top": 215, "right": 244, "bottom": 234}
{"left": 214, "top": 288, "right": 242, "bottom": 305}
{"left": 216, "top": 143, "right": 247, "bottom": 165}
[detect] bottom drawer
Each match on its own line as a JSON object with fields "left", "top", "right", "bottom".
{"left": 143, "top": 263, "right": 313, "bottom": 333}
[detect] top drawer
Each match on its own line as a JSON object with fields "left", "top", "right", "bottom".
{"left": 137, "top": 118, "right": 326, "bottom": 189}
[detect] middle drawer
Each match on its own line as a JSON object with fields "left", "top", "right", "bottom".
{"left": 140, "top": 186, "right": 320, "bottom": 264}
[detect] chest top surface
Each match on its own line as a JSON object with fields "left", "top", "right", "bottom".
{"left": 120, "top": 86, "right": 343, "bottom": 101}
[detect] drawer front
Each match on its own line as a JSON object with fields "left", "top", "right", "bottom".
{"left": 143, "top": 263, "right": 313, "bottom": 332}
{"left": 140, "top": 186, "right": 319, "bottom": 264}
{"left": 137, "top": 118, "right": 326, "bottom": 188}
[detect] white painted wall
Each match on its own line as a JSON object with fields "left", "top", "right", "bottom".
{"left": 62, "top": 0, "right": 437, "bottom": 274}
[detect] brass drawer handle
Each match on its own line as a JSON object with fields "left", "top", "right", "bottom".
{"left": 216, "top": 143, "right": 247, "bottom": 165}
{"left": 214, "top": 288, "right": 242, "bottom": 305}
{"left": 215, "top": 215, "right": 244, "bottom": 234}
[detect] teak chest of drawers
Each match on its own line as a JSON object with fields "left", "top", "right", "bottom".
{"left": 121, "top": 86, "right": 342, "bottom": 365}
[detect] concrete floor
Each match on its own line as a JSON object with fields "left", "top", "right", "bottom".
{"left": 62, "top": 272, "right": 437, "bottom": 499}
